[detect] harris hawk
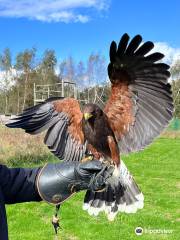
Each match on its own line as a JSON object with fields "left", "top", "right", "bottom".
{"left": 6, "top": 33, "right": 173, "bottom": 221}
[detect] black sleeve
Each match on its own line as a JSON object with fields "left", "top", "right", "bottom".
{"left": 0, "top": 164, "right": 42, "bottom": 204}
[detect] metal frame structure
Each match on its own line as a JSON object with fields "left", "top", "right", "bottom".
{"left": 33, "top": 80, "right": 77, "bottom": 105}
{"left": 33, "top": 80, "right": 107, "bottom": 108}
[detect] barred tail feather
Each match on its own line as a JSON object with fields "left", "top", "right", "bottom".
{"left": 83, "top": 160, "right": 144, "bottom": 221}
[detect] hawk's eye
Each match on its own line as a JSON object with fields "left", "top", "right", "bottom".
{"left": 96, "top": 109, "right": 102, "bottom": 116}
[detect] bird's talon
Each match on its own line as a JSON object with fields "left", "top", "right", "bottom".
{"left": 81, "top": 156, "right": 93, "bottom": 162}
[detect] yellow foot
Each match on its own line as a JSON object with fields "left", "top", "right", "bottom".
{"left": 81, "top": 156, "right": 93, "bottom": 163}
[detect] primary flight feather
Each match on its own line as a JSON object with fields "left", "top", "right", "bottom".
{"left": 7, "top": 33, "right": 173, "bottom": 220}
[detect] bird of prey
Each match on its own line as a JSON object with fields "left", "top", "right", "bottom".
{"left": 7, "top": 33, "right": 173, "bottom": 221}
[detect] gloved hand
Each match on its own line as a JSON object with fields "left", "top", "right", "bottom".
{"left": 36, "top": 160, "right": 114, "bottom": 205}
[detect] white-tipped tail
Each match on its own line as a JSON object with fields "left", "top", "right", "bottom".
{"left": 83, "top": 160, "right": 144, "bottom": 221}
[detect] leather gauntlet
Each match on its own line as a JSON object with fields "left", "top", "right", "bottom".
{"left": 36, "top": 160, "right": 113, "bottom": 205}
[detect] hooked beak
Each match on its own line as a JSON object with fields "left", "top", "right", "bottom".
{"left": 84, "top": 112, "right": 93, "bottom": 121}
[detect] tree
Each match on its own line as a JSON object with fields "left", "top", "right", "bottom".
{"left": 85, "top": 53, "right": 108, "bottom": 104}
{"left": 171, "top": 59, "right": 180, "bottom": 118}
{"left": 59, "top": 56, "right": 75, "bottom": 82}
{"left": 59, "top": 60, "right": 66, "bottom": 80}
{"left": 41, "top": 50, "right": 57, "bottom": 71}
{"left": 172, "top": 80, "right": 180, "bottom": 118}
{"left": 0, "top": 48, "right": 109, "bottom": 114}
{"left": 171, "top": 60, "right": 180, "bottom": 80}
{"left": 0, "top": 48, "right": 12, "bottom": 114}
{"left": 39, "top": 49, "right": 58, "bottom": 85}
{"left": 87, "top": 53, "right": 107, "bottom": 86}
{"left": 76, "top": 61, "right": 85, "bottom": 87}
{"left": 66, "top": 56, "right": 75, "bottom": 82}
{"left": 15, "top": 48, "right": 36, "bottom": 111}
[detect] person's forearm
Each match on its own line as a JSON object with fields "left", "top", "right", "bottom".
{"left": 0, "top": 164, "right": 42, "bottom": 204}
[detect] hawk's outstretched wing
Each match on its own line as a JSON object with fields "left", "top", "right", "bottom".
{"left": 104, "top": 33, "right": 173, "bottom": 154}
{"left": 6, "top": 97, "right": 86, "bottom": 162}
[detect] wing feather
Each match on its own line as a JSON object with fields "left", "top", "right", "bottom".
{"left": 105, "top": 33, "right": 173, "bottom": 154}
{"left": 6, "top": 98, "right": 86, "bottom": 162}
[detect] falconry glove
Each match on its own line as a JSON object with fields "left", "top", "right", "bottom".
{"left": 36, "top": 160, "right": 113, "bottom": 205}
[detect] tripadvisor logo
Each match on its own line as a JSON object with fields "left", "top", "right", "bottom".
{"left": 135, "top": 227, "right": 173, "bottom": 235}
{"left": 135, "top": 227, "right": 143, "bottom": 236}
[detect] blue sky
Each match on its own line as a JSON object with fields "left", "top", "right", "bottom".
{"left": 0, "top": 0, "right": 180, "bottom": 64}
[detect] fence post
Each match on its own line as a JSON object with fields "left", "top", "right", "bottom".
{"left": 74, "top": 84, "right": 77, "bottom": 99}
{"left": 62, "top": 80, "right": 64, "bottom": 97}
{"left": 47, "top": 86, "right": 50, "bottom": 98}
{"left": 33, "top": 82, "right": 36, "bottom": 106}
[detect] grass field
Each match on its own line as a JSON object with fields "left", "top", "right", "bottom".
{"left": 0, "top": 126, "right": 179, "bottom": 240}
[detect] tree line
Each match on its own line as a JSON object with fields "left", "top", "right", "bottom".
{"left": 0, "top": 47, "right": 180, "bottom": 118}
{"left": 0, "top": 48, "right": 108, "bottom": 114}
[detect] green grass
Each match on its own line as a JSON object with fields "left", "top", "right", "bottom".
{"left": 5, "top": 137, "right": 180, "bottom": 240}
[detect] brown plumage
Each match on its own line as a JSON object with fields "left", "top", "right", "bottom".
{"left": 51, "top": 98, "right": 120, "bottom": 164}
{"left": 53, "top": 98, "right": 84, "bottom": 143}
{"left": 82, "top": 103, "right": 120, "bottom": 165}
{"left": 6, "top": 33, "right": 174, "bottom": 219}
{"left": 6, "top": 33, "right": 173, "bottom": 166}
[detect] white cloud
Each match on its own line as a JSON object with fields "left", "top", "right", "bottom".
{"left": 0, "top": 0, "right": 109, "bottom": 23}
{"left": 152, "top": 42, "right": 180, "bottom": 66}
